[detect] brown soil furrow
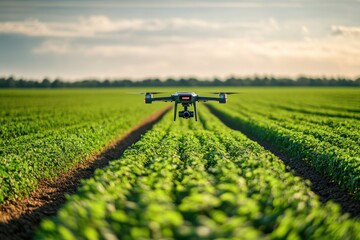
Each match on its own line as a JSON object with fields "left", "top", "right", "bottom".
{"left": 206, "top": 104, "right": 360, "bottom": 218}
{"left": 0, "top": 106, "right": 171, "bottom": 240}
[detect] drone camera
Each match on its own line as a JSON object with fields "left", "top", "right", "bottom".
{"left": 179, "top": 110, "right": 194, "bottom": 119}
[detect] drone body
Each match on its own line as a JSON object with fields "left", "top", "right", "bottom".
{"left": 144, "top": 92, "right": 228, "bottom": 121}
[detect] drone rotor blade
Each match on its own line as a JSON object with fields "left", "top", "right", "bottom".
{"left": 209, "top": 92, "right": 240, "bottom": 95}
{"left": 130, "top": 92, "right": 166, "bottom": 95}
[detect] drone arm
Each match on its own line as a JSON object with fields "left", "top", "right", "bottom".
{"left": 194, "top": 101, "right": 198, "bottom": 121}
{"left": 151, "top": 96, "right": 173, "bottom": 102}
{"left": 197, "top": 96, "right": 221, "bottom": 102}
{"left": 174, "top": 103, "right": 177, "bottom": 121}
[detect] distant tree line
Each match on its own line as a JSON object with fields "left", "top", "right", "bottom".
{"left": 0, "top": 76, "right": 359, "bottom": 88}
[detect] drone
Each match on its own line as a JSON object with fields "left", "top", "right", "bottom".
{"left": 143, "top": 92, "right": 234, "bottom": 121}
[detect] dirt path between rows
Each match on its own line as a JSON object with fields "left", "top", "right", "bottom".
{"left": 0, "top": 106, "right": 171, "bottom": 240}
{"left": 206, "top": 104, "right": 360, "bottom": 218}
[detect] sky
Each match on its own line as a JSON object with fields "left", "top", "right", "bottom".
{"left": 0, "top": 0, "right": 359, "bottom": 81}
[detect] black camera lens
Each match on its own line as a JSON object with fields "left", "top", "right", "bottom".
{"left": 183, "top": 111, "right": 190, "bottom": 118}
{"left": 179, "top": 110, "right": 194, "bottom": 119}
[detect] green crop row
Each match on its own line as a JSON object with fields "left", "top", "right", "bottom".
{"left": 0, "top": 89, "right": 163, "bottom": 203}
{"left": 208, "top": 88, "right": 360, "bottom": 198}
{"left": 36, "top": 106, "right": 360, "bottom": 239}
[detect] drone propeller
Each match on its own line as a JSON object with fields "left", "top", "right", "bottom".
{"left": 131, "top": 92, "right": 166, "bottom": 95}
{"left": 209, "top": 92, "right": 240, "bottom": 95}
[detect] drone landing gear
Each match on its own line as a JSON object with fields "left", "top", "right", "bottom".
{"left": 174, "top": 103, "right": 198, "bottom": 121}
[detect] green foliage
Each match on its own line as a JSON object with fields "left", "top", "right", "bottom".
{"left": 36, "top": 104, "right": 360, "bottom": 239}
{"left": 209, "top": 87, "right": 360, "bottom": 198}
{"left": 0, "top": 89, "right": 162, "bottom": 203}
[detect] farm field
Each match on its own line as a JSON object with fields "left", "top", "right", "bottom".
{"left": 207, "top": 88, "right": 360, "bottom": 199}
{"left": 0, "top": 87, "right": 359, "bottom": 239}
{"left": 36, "top": 101, "right": 360, "bottom": 239}
{"left": 0, "top": 89, "right": 163, "bottom": 204}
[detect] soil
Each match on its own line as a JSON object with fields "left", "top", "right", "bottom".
{"left": 206, "top": 104, "right": 360, "bottom": 218}
{"left": 0, "top": 106, "right": 171, "bottom": 240}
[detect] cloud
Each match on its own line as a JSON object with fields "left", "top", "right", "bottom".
{"left": 31, "top": 32, "right": 360, "bottom": 78}
{"left": 251, "top": 38, "right": 360, "bottom": 68}
{"left": 33, "top": 40, "right": 153, "bottom": 56}
{"left": 32, "top": 40, "right": 72, "bottom": 54}
{"left": 331, "top": 25, "right": 360, "bottom": 37}
{"left": 0, "top": 16, "right": 280, "bottom": 38}
{"left": 33, "top": 30, "right": 360, "bottom": 59}
{"left": 301, "top": 26, "right": 309, "bottom": 35}
{"left": 0, "top": 18, "right": 54, "bottom": 36}
{"left": 0, "top": 16, "right": 219, "bottom": 37}
{"left": 4, "top": 14, "right": 359, "bottom": 78}
{"left": 0, "top": 1, "right": 302, "bottom": 9}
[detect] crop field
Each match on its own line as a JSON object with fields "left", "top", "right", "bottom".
{"left": 0, "top": 89, "right": 162, "bottom": 203}
{"left": 0, "top": 88, "right": 359, "bottom": 239}
{"left": 208, "top": 88, "right": 360, "bottom": 199}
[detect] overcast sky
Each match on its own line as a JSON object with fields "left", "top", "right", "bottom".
{"left": 0, "top": 0, "right": 359, "bottom": 80}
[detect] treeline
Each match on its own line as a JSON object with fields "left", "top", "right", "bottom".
{"left": 0, "top": 76, "right": 359, "bottom": 88}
